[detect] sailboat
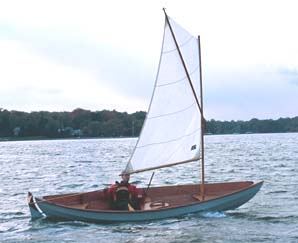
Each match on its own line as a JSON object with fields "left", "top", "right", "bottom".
{"left": 27, "top": 9, "right": 263, "bottom": 223}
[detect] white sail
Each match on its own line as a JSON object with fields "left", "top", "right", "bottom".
{"left": 125, "top": 16, "right": 202, "bottom": 173}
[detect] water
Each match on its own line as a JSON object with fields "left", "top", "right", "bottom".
{"left": 0, "top": 133, "right": 298, "bottom": 242}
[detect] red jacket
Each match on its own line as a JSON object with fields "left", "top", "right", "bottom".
{"left": 106, "top": 182, "right": 144, "bottom": 201}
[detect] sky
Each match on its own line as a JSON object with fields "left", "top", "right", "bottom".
{"left": 0, "top": 0, "right": 297, "bottom": 121}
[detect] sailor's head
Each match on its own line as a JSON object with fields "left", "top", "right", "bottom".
{"left": 121, "top": 172, "right": 130, "bottom": 183}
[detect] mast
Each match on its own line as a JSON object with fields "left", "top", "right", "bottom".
{"left": 163, "top": 9, "right": 205, "bottom": 198}
{"left": 198, "top": 36, "right": 205, "bottom": 200}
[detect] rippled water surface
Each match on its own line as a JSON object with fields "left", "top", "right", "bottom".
{"left": 1, "top": 133, "right": 298, "bottom": 242}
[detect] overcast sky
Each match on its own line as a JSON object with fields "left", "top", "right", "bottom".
{"left": 0, "top": 0, "right": 297, "bottom": 120}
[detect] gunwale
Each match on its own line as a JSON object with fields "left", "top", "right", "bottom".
{"left": 33, "top": 181, "right": 263, "bottom": 214}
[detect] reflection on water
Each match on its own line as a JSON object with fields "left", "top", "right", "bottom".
{"left": 0, "top": 133, "right": 298, "bottom": 242}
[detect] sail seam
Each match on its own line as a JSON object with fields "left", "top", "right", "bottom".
{"left": 147, "top": 102, "right": 196, "bottom": 119}
{"left": 157, "top": 65, "right": 199, "bottom": 87}
{"left": 127, "top": 157, "right": 201, "bottom": 174}
{"left": 162, "top": 134, "right": 200, "bottom": 167}
{"left": 162, "top": 36, "right": 195, "bottom": 54}
{"left": 136, "top": 128, "right": 200, "bottom": 149}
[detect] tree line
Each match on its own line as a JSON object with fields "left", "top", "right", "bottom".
{"left": 0, "top": 108, "right": 297, "bottom": 139}
{"left": 0, "top": 108, "right": 145, "bottom": 139}
{"left": 206, "top": 117, "right": 298, "bottom": 134}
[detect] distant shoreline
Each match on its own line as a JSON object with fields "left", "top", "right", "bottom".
{"left": 1, "top": 108, "right": 297, "bottom": 140}
{"left": 0, "top": 136, "right": 138, "bottom": 142}
{"left": 1, "top": 132, "right": 297, "bottom": 143}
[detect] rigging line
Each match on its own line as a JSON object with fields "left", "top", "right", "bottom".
{"left": 136, "top": 128, "right": 200, "bottom": 149}
{"left": 147, "top": 102, "right": 196, "bottom": 120}
{"left": 145, "top": 172, "right": 155, "bottom": 195}
{"left": 162, "top": 36, "right": 195, "bottom": 54}
{"left": 157, "top": 65, "right": 200, "bottom": 87}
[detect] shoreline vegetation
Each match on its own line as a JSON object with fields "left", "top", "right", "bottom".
{"left": 0, "top": 108, "right": 297, "bottom": 142}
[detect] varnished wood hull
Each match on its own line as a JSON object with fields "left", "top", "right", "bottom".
{"left": 28, "top": 181, "right": 263, "bottom": 223}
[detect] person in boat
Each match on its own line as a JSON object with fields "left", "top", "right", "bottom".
{"left": 106, "top": 172, "right": 144, "bottom": 210}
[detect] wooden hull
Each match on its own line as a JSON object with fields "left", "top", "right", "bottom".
{"left": 28, "top": 181, "right": 263, "bottom": 223}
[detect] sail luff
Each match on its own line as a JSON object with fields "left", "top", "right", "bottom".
{"left": 125, "top": 17, "right": 168, "bottom": 173}
{"left": 162, "top": 8, "right": 203, "bottom": 115}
